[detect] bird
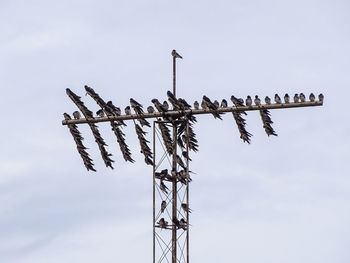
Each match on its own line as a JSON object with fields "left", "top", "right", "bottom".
{"left": 246, "top": 96, "right": 252, "bottom": 107}
{"left": 213, "top": 100, "right": 220, "bottom": 108}
{"left": 318, "top": 93, "right": 324, "bottom": 102}
{"left": 274, "top": 94, "right": 281, "bottom": 104}
{"left": 300, "top": 93, "right": 306, "bottom": 102}
{"left": 176, "top": 155, "right": 186, "bottom": 169}
{"left": 130, "top": 98, "right": 144, "bottom": 115}
{"left": 161, "top": 200, "right": 167, "bottom": 213}
{"left": 182, "top": 151, "right": 192, "bottom": 161}
{"left": 125, "top": 106, "right": 131, "bottom": 115}
{"left": 181, "top": 203, "right": 192, "bottom": 213}
{"left": 265, "top": 96, "right": 271, "bottom": 105}
{"left": 201, "top": 100, "right": 208, "bottom": 109}
{"left": 179, "top": 218, "right": 187, "bottom": 230}
{"left": 254, "top": 95, "right": 261, "bottom": 106}
{"left": 159, "top": 180, "right": 169, "bottom": 194}
{"left": 96, "top": 109, "right": 104, "bottom": 117}
{"left": 171, "top": 49, "right": 183, "bottom": 59}
{"left": 293, "top": 93, "right": 299, "bottom": 103}
{"left": 73, "top": 111, "right": 81, "bottom": 119}
{"left": 163, "top": 101, "right": 169, "bottom": 111}
{"left": 172, "top": 216, "right": 181, "bottom": 228}
{"left": 167, "top": 90, "right": 180, "bottom": 110}
{"left": 178, "top": 98, "right": 191, "bottom": 110}
{"left": 284, "top": 93, "right": 290, "bottom": 103}
{"left": 221, "top": 99, "right": 228, "bottom": 108}
{"left": 193, "top": 101, "right": 199, "bottom": 110}
{"left": 158, "top": 218, "right": 168, "bottom": 228}
{"left": 147, "top": 106, "right": 155, "bottom": 113}
{"left": 203, "top": 95, "right": 222, "bottom": 119}
{"left": 309, "top": 93, "right": 315, "bottom": 102}
{"left": 230, "top": 95, "right": 244, "bottom": 107}
{"left": 152, "top": 98, "right": 167, "bottom": 112}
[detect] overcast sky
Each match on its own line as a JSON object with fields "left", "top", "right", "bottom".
{"left": 1, "top": 0, "right": 349, "bottom": 262}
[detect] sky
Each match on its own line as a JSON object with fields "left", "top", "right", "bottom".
{"left": 0, "top": 0, "right": 350, "bottom": 262}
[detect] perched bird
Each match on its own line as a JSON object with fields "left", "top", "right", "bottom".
{"left": 171, "top": 49, "right": 183, "bottom": 59}
{"left": 73, "top": 111, "right": 81, "bottom": 119}
{"left": 179, "top": 218, "right": 187, "bottom": 230}
{"left": 163, "top": 101, "right": 169, "bottom": 111}
{"left": 293, "top": 94, "right": 299, "bottom": 103}
{"left": 152, "top": 98, "right": 167, "bottom": 112}
{"left": 147, "top": 106, "right": 155, "bottom": 113}
{"left": 155, "top": 169, "right": 169, "bottom": 180}
{"left": 201, "top": 100, "right": 208, "bottom": 109}
{"left": 166, "top": 90, "right": 180, "bottom": 110}
{"left": 221, "top": 99, "right": 228, "bottom": 108}
{"left": 309, "top": 93, "right": 315, "bottom": 102}
{"left": 300, "top": 93, "right": 306, "bottom": 102}
{"left": 181, "top": 203, "right": 192, "bottom": 213}
{"left": 246, "top": 96, "right": 252, "bottom": 107}
{"left": 176, "top": 154, "right": 186, "bottom": 169}
{"left": 172, "top": 216, "right": 181, "bottom": 228}
{"left": 213, "top": 100, "right": 220, "bottom": 108}
{"left": 193, "top": 101, "right": 199, "bottom": 110}
{"left": 230, "top": 95, "right": 244, "bottom": 107}
{"left": 182, "top": 151, "right": 192, "bottom": 161}
{"left": 284, "top": 93, "right": 290, "bottom": 103}
{"left": 125, "top": 106, "right": 132, "bottom": 115}
{"left": 159, "top": 180, "right": 169, "bottom": 194}
{"left": 178, "top": 98, "right": 191, "bottom": 110}
{"left": 274, "top": 94, "right": 281, "bottom": 104}
{"left": 254, "top": 95, "right": 261, "bottom": 106}
{"left": 161, "top": 200, "right": 167, "bottom": 213}
{"left": 158, "top": 218, "right": 168, "bottom": 228}
{"left": 96, "top": 109, "right": 104, "bottom": 117}
{"left": 130, "top": 98, "right": 144, "bottom": 115}
{"left": 318, "top": 93, "right": 324, "bottom": 102}
{"left": 202, "top": 95, "right": 222, "bottom": 119}
{"left": 265, "top": 96, "right": 271, "bottom": 105}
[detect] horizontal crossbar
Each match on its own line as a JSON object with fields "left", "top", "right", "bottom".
{"left": 62, "top": 101, "right": 323, "bottom": 125}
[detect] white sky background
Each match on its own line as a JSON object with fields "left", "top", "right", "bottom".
{"left": 0, "top": 0, "right": 349, "bottom": 262}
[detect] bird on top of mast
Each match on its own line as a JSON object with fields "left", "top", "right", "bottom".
{"left": 172, "top": 49, "right": 183, "bottom": 59}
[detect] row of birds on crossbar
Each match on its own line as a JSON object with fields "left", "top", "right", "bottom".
{"left": 64, "top": 85, "right": 323, "bottom": 172}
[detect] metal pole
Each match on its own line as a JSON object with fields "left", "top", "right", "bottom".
{"left": 186, "top": 121, "right": 190, "bottom": 263}
{"left": 171, "top": 53, "right": 177, "bottom": 263}
{"left": 153, "top": 121, "right": 156, "bottom": 263}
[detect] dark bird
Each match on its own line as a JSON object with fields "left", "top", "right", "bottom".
{"left": 106, "top": 101, "right": 127, "bottom": 126}
{"left": 182, "top": 151, "right": 192, "bottom": 161}
{"left": 221, "top": 99, "right": 228, "bottom": 108}
{"left": 230, "top": 95, "right": 244, "bottom": 107}
{"left": 158, "top": 218, "right": 168, "bottom": 228}
{"left": 254, "top": 95, "right": 261, "bottom": 106}
{"left": 172, "top": 216, "right": 181, "bottom": 228}
{"left": 318, "top": 93, "right": 324, "bottom": 102}
{"left": 178, "top": 98, "right": 191, "bottom": 110}
{"left": 181, "top": 203, "right": 192, "bottom": 213}
{"left": 193, "top": 101, "right": 199, "bottom": 110}
{"left": 125, "top": 106, "right": 131, "bottom": 115}
{"left": 293, "top": 93, "right": 300, "bottom": 103}
{"left": 171, "top": 49, "right": 183, "bottom": 59}
{"left": 274, "top": 94, "right": 281, "bottom": 104}
{"left": 163, "top": 101, "right": 169, "bottom": 111}
{"left": 309, "top": 93, "right": 315, "bottom": 102}
{"left": 179, "top": 218, "right": 187, "bottom": 230}
{"left": 159, "top": 180, "right": 169, "bottom": 194}
{"left": 284, "top": 93, "right": 290, "bottom": 103}
{"left": 246, "top": 96, "right": 252, "bottom": 107}
{"left": 152, "top": 98, "right": 168, "bottom": 112}
{"left": 96, "top": 109, "right": 104, "bottom": 117}
{"left": 213, "top": 100, "right": 220, "bottom": 108}
{"left": 161, "top": 200, "right": 167, "bottom": 213}
{"left": 73, "top": 111, "right": 81, "bottom": 119}
{"left": 265, "top": 96, "right": 271, "bottom": 105}
{"left": 176, "top": 154, "right": 186, "bottom": 169}
{"left": 130, "top": 98, "right": 144, "bottom": 115}
{"left": 167, "top": 90, "right": 180, "bottom": 110}
{"left": 155, "top": 169, "right": 169, "bottom": 180}
{"left": 203, "top": 95, "right": 222, "bottom": 119}
{"left": 300, "top": 93, "right": 306, "bottom": 102}
{"left": 201, "top": 100, "right": 208, "bottom": 109}
{"left": 147, "top": 106, "right": 155, "bottom": 113}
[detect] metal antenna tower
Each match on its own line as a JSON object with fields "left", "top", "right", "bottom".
{"left": 61, "top": 50, "right": 324, "bottom": 263}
